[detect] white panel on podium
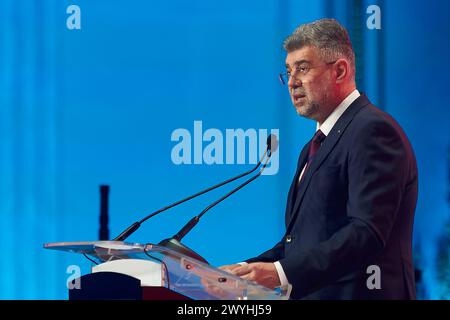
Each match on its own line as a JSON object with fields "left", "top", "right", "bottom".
{"left": 92, "top": 259, "right": 162, "bottom": 287}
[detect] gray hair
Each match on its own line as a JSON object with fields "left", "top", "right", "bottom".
{"left": 284, "top": 19, "right": 356, "bottom": 78}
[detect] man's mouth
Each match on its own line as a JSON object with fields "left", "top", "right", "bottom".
{"left": 293, "top": 93, "right": 306, "bottom": 103}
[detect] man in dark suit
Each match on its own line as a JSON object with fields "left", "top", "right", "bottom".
{"left": 221, "top": 18, "right": 418, "bottom": 299}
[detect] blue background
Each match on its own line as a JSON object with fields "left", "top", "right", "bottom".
{"left": 0, "top": 0, "right": 449, "bottom": 299}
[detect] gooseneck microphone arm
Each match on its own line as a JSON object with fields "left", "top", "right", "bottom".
{"left": 158, "top": 153, "right": 273, "bottom": 264}
{"left": 172, "top": 155, "right": 271, "bottom": 242}
{"left": 158, "top": 134, "right": 278, "bottom": 263}
{"left": 112, "top": 149, "right": 269, "bottom": 241}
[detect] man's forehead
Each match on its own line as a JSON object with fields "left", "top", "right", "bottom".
{"left": 285, "top": 46, "right": 319, "bottom": 66}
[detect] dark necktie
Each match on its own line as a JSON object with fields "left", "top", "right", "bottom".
{"left": 297, "top": 129, "right": 326, "bottom": 188}
{"left": 307, "top": 129, "right": 326, "bottom": 163}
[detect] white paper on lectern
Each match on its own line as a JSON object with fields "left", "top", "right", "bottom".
{"left": 92, "top": 259, "right": 162, "bottom": 286}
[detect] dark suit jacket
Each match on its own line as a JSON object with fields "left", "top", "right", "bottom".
{"left": 247, "top": 94, "right": 418, "bottom": 300}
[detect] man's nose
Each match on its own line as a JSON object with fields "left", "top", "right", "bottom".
{"left": 288, "top": 74, "right": 302, "bottom": 88}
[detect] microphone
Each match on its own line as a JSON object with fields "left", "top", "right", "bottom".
{"left": 159, "top": 134, "right": 278, "bottom": 263}
{"left": 112, "top": 134, "right": 277, "bottom": 242}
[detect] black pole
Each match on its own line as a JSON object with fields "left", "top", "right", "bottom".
{"left": 99, "top": 185, "right": 110, "bottom": 240}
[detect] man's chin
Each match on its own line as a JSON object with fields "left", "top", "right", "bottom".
{"left": 294, "top": 104, "right": 308, "bottom": 116}
{"left": 294, "top": 105, "right": 316, "bottom": 120}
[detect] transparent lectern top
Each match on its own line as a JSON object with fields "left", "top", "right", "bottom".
{"left": 44, "top": 241, "right": 288, "bottom": 300}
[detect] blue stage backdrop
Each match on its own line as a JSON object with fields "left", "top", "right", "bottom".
{"left": 0, "top": 0, "right": 449, "bottom": 299}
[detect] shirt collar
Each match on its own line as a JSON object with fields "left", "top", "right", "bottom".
{"left": 317, "top": 89, "right": 360, "bottom": 136}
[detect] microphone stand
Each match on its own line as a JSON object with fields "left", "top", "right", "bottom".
{"left": 112, "top": 149, "right": 268, "bottom": 241}
{"left": 159, "top": 154, "right": 272, "bottom": 264}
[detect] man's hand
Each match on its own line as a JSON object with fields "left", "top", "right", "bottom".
{"left": 222, "top": 262, "right": 281, "bottom": 289}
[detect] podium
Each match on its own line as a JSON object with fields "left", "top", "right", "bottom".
{"left": 44, "top": 241, "right": 288, "bottom": 300}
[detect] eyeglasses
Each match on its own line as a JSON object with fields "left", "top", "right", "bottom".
{"left": 279, "top": 60, "right": 337, "bottom": 85}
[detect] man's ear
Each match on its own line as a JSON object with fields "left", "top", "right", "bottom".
{"left": 335, "top": 59, "right": 349, "bottom": 83}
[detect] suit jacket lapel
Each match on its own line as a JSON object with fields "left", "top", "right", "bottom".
{"left": 285, "top": 143, "right": 310, "bottom": 226}
{"left": 286, "top": 95, "right": 371, "bottom": 231}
